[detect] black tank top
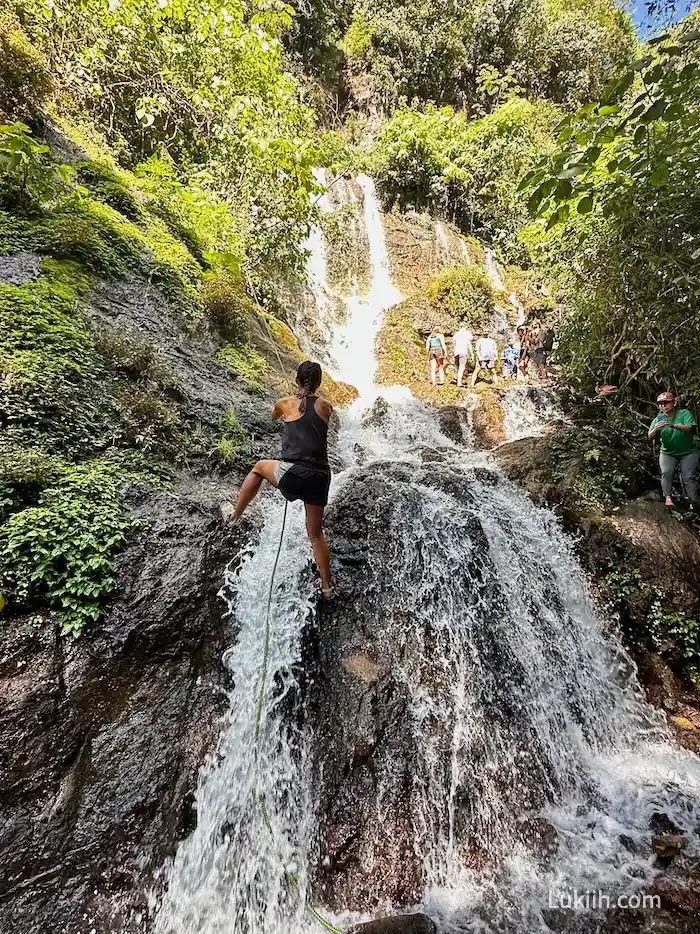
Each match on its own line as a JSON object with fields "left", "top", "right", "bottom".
{"left": 280, "top": 396, "right": 329, "bottom": 469}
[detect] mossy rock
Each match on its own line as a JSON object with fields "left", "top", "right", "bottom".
{"left": 470, "top": 386, "right": 505, "bottom": 448}
{"left": 0, "top": 10, "right": 53, "bottom": 116}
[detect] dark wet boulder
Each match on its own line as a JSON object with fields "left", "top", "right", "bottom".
{"left": 0, "top": 481, "right": 247, "bottom": 934}
{"left": 309, "top": 458, "right": 571, "bottom": 912}
{"left": 351, "top": 914, "right": 437, "bottom": 934}
{"left": 438, "top": 404, "right": 470, "bottom": 444}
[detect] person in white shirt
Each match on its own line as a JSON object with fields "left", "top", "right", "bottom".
{"left": 471, "top": 333, "right": 499, "bottom": 387}
{"left": 452, "top": 327, "right": 474, "bottom": 388}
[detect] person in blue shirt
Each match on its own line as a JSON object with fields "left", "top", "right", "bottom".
{"left": 502, "top": 341, "right": 519, "bottom": 379}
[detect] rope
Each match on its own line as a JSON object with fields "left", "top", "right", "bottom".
{"left": 254, "top": 499, "right": 288, "bottom": 752}
{"left": 253, "top": 500, "right": 344, "bottom": 934}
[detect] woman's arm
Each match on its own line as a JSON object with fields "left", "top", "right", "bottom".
{"left": 440, "top": 336, "right": 447, "bottom": 355}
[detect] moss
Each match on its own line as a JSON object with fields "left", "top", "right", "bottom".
{"left": 218, "top": 343, "right": 268, "bottom": 392}
{"left": 0, "top": 259, "right": 107, "bottom": 453}
{"left": 76, "top": 160, "right": 144, "bottom": 221}
{"left": 143, "top": 215, "right": 202, "bottom": 315}
{"left": 471, "top": 385, "right": 505, "bottom": 448}
{"left": 0, "top": 10, "right": 53, "bottom": 116}
{"left": 0, "top": 190, "right": 203, "bottom": 314}
{"left": 0, "top": 201, "right": 142, "bottom": 277}
{"left": 201, "top": 271, "right": 254, "bottom": 341}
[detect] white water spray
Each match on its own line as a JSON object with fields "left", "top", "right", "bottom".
{"left": 329, "top": 174, "right": 402, "bottom": 395}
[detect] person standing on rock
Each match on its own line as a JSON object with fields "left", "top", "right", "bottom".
{"left": 648, "top": 390, "right": 699, "bottom": 511}
{"left": 452, "top": 326, "right": 474, "bottom": 388}
{"left": 228, "top": 361, "right": 334, "bottom": 597}
{"left": 471, "top": 333, "right": 499, "bottom": 387}
{"left": 426, "top": 327, "right": 447, "bottom": 387}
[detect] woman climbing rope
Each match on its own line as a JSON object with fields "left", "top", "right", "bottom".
{"left": 229, "top": 361, "right": 334, "bottom": 597}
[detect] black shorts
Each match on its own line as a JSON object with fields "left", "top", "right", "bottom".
{"left": 530, "top": 347, "right": 547, "bottom": 365}
{"left": 275, "top": 461, "right": 331, "bottom": 507}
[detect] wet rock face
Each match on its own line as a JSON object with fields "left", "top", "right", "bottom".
{"left": 438, "top": 404, "right": 470, "bottom": 444}
{"left": 0, "top": 483, "right": 246, "bottom": 934}
{"left": 0, "top": 250, "right": 42, "bottom": 285}
{"left": 308, "top": 457, "right": 566, "bottom": 912}
{"left": 351, "top": 914, "right": 437, "bottom": 934}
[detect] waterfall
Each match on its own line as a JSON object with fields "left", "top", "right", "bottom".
{"left": 154, "top": 178, "right": 700, "bottom": 934}
{"left": 436, "top": 222, "right": 451, "bottom": 266}
{"left": 459, "top": 239, "right": 471, "bottom": 265}
{"left": 485, "top": 248, "right": 505, "bottom": 292}
{"left": 328, "top": 174, "right": 402, "bottom": 396}
{"left": 502, "top": 385, "right": 565, "bottom": 441}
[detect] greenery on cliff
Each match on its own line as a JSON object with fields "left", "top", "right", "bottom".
{"left": 0, "top": 0, "right": 353, "bottom": 632}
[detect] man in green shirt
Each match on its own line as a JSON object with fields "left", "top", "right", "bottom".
{"left": 648, "top": 390, "right": 699, "bottom": 509}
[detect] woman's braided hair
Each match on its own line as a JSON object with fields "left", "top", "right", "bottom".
{"left": 296, "top": 361, "right": 322, "bottom": 414}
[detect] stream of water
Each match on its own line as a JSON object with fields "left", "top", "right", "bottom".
{"left": 154, "top": 177, "right": 700, "bottom": 934}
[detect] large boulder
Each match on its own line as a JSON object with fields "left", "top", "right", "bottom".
{"left": 0, "top": 481, "right": 247, "bottom": 934}
{"left": 308, "top": 457, "right": 573, "bottom": 912}
{"left": 351, "top": 914, "right": 437, "bottom": 934}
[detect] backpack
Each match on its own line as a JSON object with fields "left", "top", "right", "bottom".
{"left": 540, "top": 327, "right": 555, "bottom": 351}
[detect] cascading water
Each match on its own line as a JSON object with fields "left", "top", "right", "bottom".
{"left": 154, "top": 175, "right": 700, "bottom": 934}
{"left": 485, "top": 248, "right": 505, "bottom": 292}
{"left": 436, "top": 222, "right": 451, "bottom": 266}
{"left": 328, "top": 174, "right": 402, "bottom": 395}
{"left": 502, "top": 385, "right": 565, "bottom": 441}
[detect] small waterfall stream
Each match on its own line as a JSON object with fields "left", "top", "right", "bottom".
{"left": 154, "top": 177, "right": 700, "bottom": 934}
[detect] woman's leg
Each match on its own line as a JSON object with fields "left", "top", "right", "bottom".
{"left": 304, "top": 503, "right": 332, "bottom": 595}
{"left": 429, "top": 356, "right": 437, "bottom": 386}
{"left": 438, "top": 360, "right": 445, "bottom": 385}
{"left": 233, "top": 459, "right": 280, "bottom": 520}
{"left": 659, "top": 453, "right": 677, "bottom": 499}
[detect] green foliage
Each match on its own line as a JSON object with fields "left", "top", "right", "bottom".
{"left": 13, "top": 0, "right": 331, "bottom": 286}
{"left": 606, "top": 567, "right": 700, "bottom": 680}
{"left": 218, "top": 343, "right": 268, "bottom": 392}
{"left": 213, "top": 406, "right": 251, "bottom": 468}
{"left": 335, "top": 0, "right": 635, "bottom": 112}
{"left": 371, "top": 99, "right": 557, "bottom": 254}
{"left": 0, "top": 8, "right": 52, "bottom": 115}
{"left": 521, "top": 20, "right": 700, "bottom": 412}
{"left": 340, "top": 14, "right": 374, "bottom": 58}
{"left": 0, "top": 458, "right": 138, "bottom": 635}
{"left": 76, "top": 160, "right": 143, "bottom": 220}
{"left": 0, "top": 259, "right": 107, "bottom": 453}
{"left": 0, "top": 122, "right": 73, "bottom": 208}
{"left": 201, "top": 271, "right": 255, "bottom": 342}
{"left": 522, "top": 29, "right": 700, "bottom": 226}
{"left": 0, "top": 434, "right": 66, "bottom": 518}
{"left": 427, "top": 266, "right": 494, "bottom": 329}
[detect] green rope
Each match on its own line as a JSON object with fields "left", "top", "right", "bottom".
{"left": 254, "top": 499, "right": 288, "bottom": 754}
{"left": 253, "top": 501, "right": 344, "bottom": 934}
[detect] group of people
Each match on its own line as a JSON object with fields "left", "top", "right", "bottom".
{"left": 425, "top": 320, "right": 555, "bottom": 389}
{"left": 224, "top": 362, "right": 699, "bottom": 606}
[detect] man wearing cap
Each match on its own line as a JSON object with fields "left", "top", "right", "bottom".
{"left": 648, "top": 390, "right": 699, "bottom": 509}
